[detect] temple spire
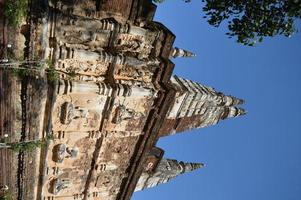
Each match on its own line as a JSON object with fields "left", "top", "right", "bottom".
{"left": 179, "top": 161, "right": 204, "bottom": 173}
{"left": 135, "top": 159, "right": 204, "bottom": 191}
{"left": 170, "top": 47, "right": 196, "bottom": 58}
{"left": 222, "top": 107, "right": 247, "bottom": 119}
{"left": 158, "top": 76, "right": 246, "bottom": 137}
{"left": 222, "top": 95, "right": 245, "bottom": 106}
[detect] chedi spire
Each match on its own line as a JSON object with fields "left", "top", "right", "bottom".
{"left": 222, "top": 95, "right": 245, "bottom": 106}
{"left": 135, "top": 159, "right": 204, "bottom": 191}
{"left": 170, "top": 47, "right": 196, "bottom": 58}
{"left": 222, "top": 107, "right": 247, "bottom": 119}
{"left": 158, "top": 76, "right": 246, "bottom": 137}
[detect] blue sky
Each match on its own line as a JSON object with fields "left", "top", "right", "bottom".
{"left": 133, "top": 1, "right": 301, "bottom": 200}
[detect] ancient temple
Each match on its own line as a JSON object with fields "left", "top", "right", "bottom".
{"left": 0, "top": 0, "right": 245, "bottom": 200}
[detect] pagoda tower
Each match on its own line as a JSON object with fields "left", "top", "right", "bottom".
{"left": 170, "top": 47, "right": 196, "bottom": 58}
{"left": 135, "top": 159, "right": 204, "bottom": 191}
{"left": 159, "top": 76, "right": 246, "bottom": 137}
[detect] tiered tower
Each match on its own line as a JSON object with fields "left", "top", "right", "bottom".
{"left": 135, "top": 159, "right": 204, "bottom": 191}
{"left": 170, "top": 47, "right": 196, "bottom": 58}
{"left": 159, "top": 76, "right": 246, "bottom": 137}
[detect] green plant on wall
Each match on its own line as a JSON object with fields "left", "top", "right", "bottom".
{"left": 66, "top": 68, "right": 77, "bottom": 79}
{"left": 4, "top": 0, "right": 28, "bottom": 27}
{"left": 11, "top": 68, "right": 30, "bottom": 78}
{"left": 0, "top": 134, "right": 54, "bottom": 152}
{"left": 0, "top": 189, "right": 13, "bottom": 200}
{"left": 47, "top": 66, "right": 59, "bottom": 83}
{"left": 46, "top": 60, "right": 59, "bottom": 83}
{"left": 9, "top": 140, "right": 44, "bottom": 152}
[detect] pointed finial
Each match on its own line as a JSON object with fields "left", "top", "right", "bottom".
{"left": 179, "top": 161, "right": 205, "bottom": 173}
{"left": 226, "top": 107, "right": 247, "bottom": 118}
{"left": 155, "top": 159, "right": 204, "bottom": 176}
{"left": 135, "top": 159, "right": 204, "bottom": 191}
{"left": 170, "top": 47, "right": 196, "bottom": 58}
{"left": 223, "top": 95, "right": 245, "bottom": 106}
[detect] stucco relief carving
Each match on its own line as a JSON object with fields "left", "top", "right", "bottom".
{"left": 64, "top": 48, "right": 156, "bottom": 68}
{"left": 56, "top": 100, "right": 101, "bottom": 131}
{"left": 57, "top": 59, "right": 109, "bottom": 77}
{"left": 117, "top": 79, "right": 151, "bottom": 88}
{"left": 52, "top": 144, "right": 79, "bottom": 163}
{"left": 55, "top": 17, "right": 112, "bottom": 47}
{"left": 55, "top": 17, "right": 152, "bottom": 50}
{"left": 145, "top": 162, "right": 154, "bottom": 172}
{"left": 50, "top": 178, "right": 71, "bottom": 195}
{"left": 112, "top": 105, "right": 144, "bottom": 124}
{"left": 64, "top": 31, "right": 109, "bottom": 48}
{"left": 99, "top": 176, "right": 111, "bottom": 187}
{"left": 60, "top": 102, "right": 88, "bottom": 124}
{"left": 68, "top": 75, "right": 105, "bottom": 83}
{"left": 99, "top": 137, "right": 139, "bottom": 164}
{"left": 116, "top": 65, "right": 155, "bottom": 83}
{"left": 114, "top": 34, "right": 153, "bottom": 59}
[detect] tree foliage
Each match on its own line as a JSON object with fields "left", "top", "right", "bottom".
{"left": 203, "top": 0, "right": 301, "bottom": 45}
{"left": 153, "top": 0, "right": 301, "bottom": 46}
{"left": 4, "top": 0, "right": 28, "bottom": 27}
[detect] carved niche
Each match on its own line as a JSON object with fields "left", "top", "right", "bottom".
{"left": 55, "top": 18, "right": 110, "bottom": 48}
{"left": 60, "top": 102, "right": 88, "bottom": 124}
{"left": 112, "top": 105, "right": 144, "bottom": 124}
{"left": 50, "top": 178, "right": 71, "bottom": 195}
{"left": 56, "top": 100, "right": 101, "bottom": 131}
{"left": 52, "top": 144, "right": 79, "bottom": 163}
{"left": 116, "top": 65, "right": 155, "bottom": 83}
{"left": 114, "top": 34, "right": 153, "bottom": 59}
{"left": 57, "top": 59, "right": 109, "bottom": 77}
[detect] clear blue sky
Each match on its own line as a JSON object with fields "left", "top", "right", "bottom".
{"left": 133, "top": 1, "right": 301, "bottom": 200}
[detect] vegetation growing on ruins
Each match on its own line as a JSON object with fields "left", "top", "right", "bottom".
{"left": 9, "top": 140, "right": 44, "bottom": 152}
{"left": 0, "top": 135, "right": 53, "bottom": 152}
{"left": 4, "top": 0, "right": 28, "bottom": 27}
{"left": 0, "top": 190, "right": 13, "bottom": 200}
{"left": 46, "top": 61, "right": 59, "bottom": 83}
{"left": 3, "top": 59, "right": 60, "bottom": 83}
{"left": 66, "top": 68, "right": 77, "bottom": 79}
{"left": 0, "top": 140, "right": 43, "bottom": 152}
{"left": 0, "top": 185, "right": 13, "bottom": 200}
